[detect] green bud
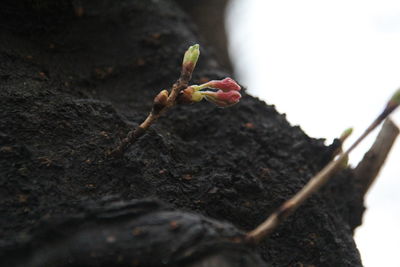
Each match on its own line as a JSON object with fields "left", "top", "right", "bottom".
{"left": 390, "top": 88, "right": 400, "bottom": 106}
{"left": 182, "top": 44, "right": 200, "bottom": 72}
{"left": 340, "top": 127, "right": 353, "bottom": 142}
{"left": 191, "top": 91, "right": 204, "bottom": 102}
{"left": 190, "top": 85, "right": 201, "bottom": 91}
{"left": 179, "top": 86, "right": 203, "bottom": 104}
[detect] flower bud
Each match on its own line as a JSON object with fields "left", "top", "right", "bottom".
{"left": 202, "top": 77, "right": 241, "bottom": 92}
{"left": 153, "top": 89, "right": 169, "bottom": 113}
{"left": 182, "top": 44, "right": 200, "bottom": 74}
{"left": 387, "top": 88, "right": 400, "bottom": 109}
{"left": 178, "top": 86, "right": 204, "bottom": 104}
{"left": 203, "top": 90, "right": 241, "bottom": 107}
{"left": 339, "top": 127, "right": 353, "bottom": 143}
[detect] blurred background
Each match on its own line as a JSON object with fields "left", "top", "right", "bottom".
{"left": 226, "top": 1, "right": 400, "bottom": 266}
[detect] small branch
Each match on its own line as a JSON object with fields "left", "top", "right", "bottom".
{"left": 108, "top": 44, "right": 243, "bottom": 157}
{"left": 332, "top": 127, "right": 354, "bottom": 169}
{"left": 108, "top": 114, "right": 156, "bottom": 157}
{"left": 353, "top": 119, "right": 399, "bottom": 197}
{"left": 108, "top": 45, "right": 199, "bottom": 157}
{"left": 109, "top": 83, "right": 187, "bottom": 157}
{"left": 245, "top": 89, "right": 400, "bottom": 244}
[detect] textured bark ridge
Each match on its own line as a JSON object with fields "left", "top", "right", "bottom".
{"left": 0, "top": 0, "right": 364, "bottom": 266}
{"left": 3, "top": 199, "right": 268, "bottom": 267}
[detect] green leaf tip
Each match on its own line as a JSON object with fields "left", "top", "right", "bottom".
{"left": 340, "top": 127, "right": 353, "bottom": 142}
{"left": 390, "top": 88, "right": 400, "bottom": 105}
{"left": 182, "top": 44, "right": 200, "bottom": 69}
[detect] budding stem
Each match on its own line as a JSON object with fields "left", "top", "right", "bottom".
{"left": 108, "top": 45, "right": 199, "bottom": 157}
{"left": 245, "top": 94, "right": 399, "bottom": 244}
{"left": 353, "top": 119, "right": 399, "bottom": 197}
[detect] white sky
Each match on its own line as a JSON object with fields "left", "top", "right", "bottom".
{"left": 227, "top": 1, "right": 400, "bottom": 266}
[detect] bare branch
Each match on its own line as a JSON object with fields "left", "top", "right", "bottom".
{"left": 245, "top": 89, "right": 400, "bottom": 244}
{"left": 108, "top": 45, "right": 200, "bottom": 157}
{"left": 108, "top": 45, "right": 242, "bottom": 157}
{"left": 353, "top": 119, "right": 399, "bottom": 197}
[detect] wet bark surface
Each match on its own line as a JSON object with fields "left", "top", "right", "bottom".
{"left": 0, "top": 1, "right": 364, "bottom": 266}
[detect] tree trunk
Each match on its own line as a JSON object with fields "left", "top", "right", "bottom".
{"left": 0, "top": 1, "right": 364, "bottom": 266}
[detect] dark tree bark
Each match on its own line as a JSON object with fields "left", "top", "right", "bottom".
{"left": 0, "top": 1, "right": 364, "bottom": 266}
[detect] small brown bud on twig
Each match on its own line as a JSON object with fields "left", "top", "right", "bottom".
{"left": 153, "top": 90, "right": 169, "bottom": 114}
{"left": 109, "top": 44, "right": 242, "bottom": 156}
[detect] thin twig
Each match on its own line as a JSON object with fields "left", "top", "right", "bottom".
{"left": 245, "top": 94, "right": 400, "bottom": 244}
{"left": 353, "top": 119, "right": 399, "bottom": 197}
{"left": 331, "top": 127, "right": 353, "bottom": 158}
{"left": 108, "top": 81, "right": 188, "bottom": 157}
{"left": 108, "top": 45, "right": 199, "bottom": 157}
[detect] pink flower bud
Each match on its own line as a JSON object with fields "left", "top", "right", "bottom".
{"left": 203, "top": 90, "right": 241, "bottom": 107}
{"left": 203, "top": 77, "right": 241, "bottom": 92}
